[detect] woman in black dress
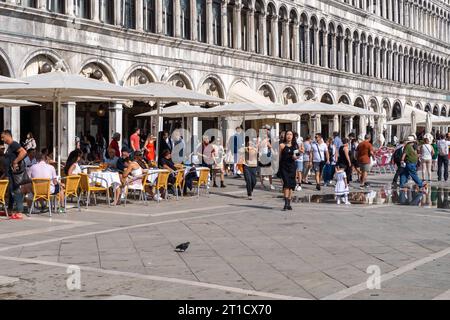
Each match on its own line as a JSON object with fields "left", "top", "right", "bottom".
{"left": 279, "top": 130, "right": 298, "bottom": 211}
{"left": 336, "top": 138, "right": 352, "bottom": 183}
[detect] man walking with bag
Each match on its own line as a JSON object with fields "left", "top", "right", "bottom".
{"left": 400, "top": 135, "right": 427, "bottom": 191}
{"left": 1, "top": 130, "right": 27, "bottom": 214}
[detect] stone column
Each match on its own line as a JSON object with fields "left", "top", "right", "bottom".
{"left": 399, "top": 0, "right": 404, "bottom": 25}
{"left": 60, "top": 102, "right": 76, "bottom": 160}
{"left": 190, "top": 0, "right": 197, "bottom": 40}
{"left": 115, "top": 0, "right": 122, "bottom": 26}
{"left": 399, "top": 53, "right": 404, "bottom": 82}
{"left": 292, "top": 23, "right": 299, "bottom": 61}
{"left": 206, "top": 0, "right": 213, "bottom": 44}
{"left": 66, "top": 0, "right": 75, "bottom": 16}
{"left": 359, "top": 116, "right": 367, "bottom": 140}
{"left": 323, "top": 31, "right": 328, "bottom": 68}
{"left": 174, "top": 0, "right": 181, "bottom": 37}
{"left": 339, "top": 36, "right": 344, "bottom": 71}
{"left": 38, "top": 0, "right": 46, "bottom": 10}
{"left": 91, "top": 0, "right": 100, "bottom": 22}
{"left": 354, "top": 40, "right": 360, "bottom": 74}
{"left": 363, "top": 42, "right": 368, "bottom": 75}
{"left": 233, "top": 3, "right": 242, "bottom": 50}
{"left": 348, "top": 37, "right": 353, "bottom": 73}
{"left": 248, "top": 10, "right": 255, "bottom": 52}
{"left": 221, "top": 1, "right": 228, "bottom": 47}
{"left": 393, "top": 0, "right": 398, "bottom": 23}
{"left": 382, "top": 49, "right": 387, "bottom": 79}
{"left": 3, "top": 107, "right": 20, "bottom": 143}
{"left": 368, "top": 45, "right": 374, "bottom": 76}
{"left": 333, "top": 115, "right": 339, "bottom": 133}
{"left": 330, "top": 32, "right": 336, "bottom": 69}
{"left": 404, "top": 2, "right": 409, "bottom": 27}
{"left": 304, "top": 24, "right": 310, "bottom": 64}
{"left": 136, "top": 0, "right": 144, "bottom": 31}
{"left": 109, "top": 103, "right": 123, "bottom": 147}
{"left": 313, "top": 27, "right": 319, "bottom": 65}
{"left": 271, "top": 16, "right": 278, "bottom": 57}
{"left": 259, "top": 14, "right": 266, "bottom": 55}
{"left": 283, "top": 20, "right": 289, "bottom": 59}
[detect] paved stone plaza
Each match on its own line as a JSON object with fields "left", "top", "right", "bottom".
{"left": 0, "top": 174, "right": 449, "bottom": 300}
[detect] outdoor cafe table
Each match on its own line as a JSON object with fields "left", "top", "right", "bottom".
{"left": 90, "top": 170, "right": 121, "bottom": 189}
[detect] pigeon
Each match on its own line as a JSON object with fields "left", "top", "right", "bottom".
{"left": 175, "top": 242, "right": 190, "bottom": 252}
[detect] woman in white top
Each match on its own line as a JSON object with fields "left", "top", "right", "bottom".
{"left": 420, "top": 137, "right": 434, "bottom": 182}
{"left": 64, "top": 149, "right": 83, "bottom": 176}
{"left": 112, "top": 158, "right": 144, "bottom": 206}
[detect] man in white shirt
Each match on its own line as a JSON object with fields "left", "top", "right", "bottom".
{"left": 437, "top": 134, "right": 450, "bottom": 182}
{"left": 22, "top": 152, "right": 63, "bottom": 212}
{"left": 310, "top": 133, "right": 329, "bottom": 191}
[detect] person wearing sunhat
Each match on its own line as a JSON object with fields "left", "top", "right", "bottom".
{"left": 400, "top": 135, "right": 427, "bottom": 191}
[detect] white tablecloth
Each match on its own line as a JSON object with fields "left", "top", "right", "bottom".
{"left": 90, "top": 171, "right": 121, "bottom": 188}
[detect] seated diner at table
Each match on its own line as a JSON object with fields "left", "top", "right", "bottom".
{"left": 104, "top": 147, "right": 119, "bottom": 170}
{"left": 21, "top": 152, "right": 65, "bottom": 213}
{"left": 134, "top": 151, "right": 149, "bottom": 170}
{"left": 160, "top": 149, "right": 198, "bottom": 195}
{"left": 64, "top": 149, "right": 83, "bottom": 176}
{"left": 110, "top": 157, "right": 143, "bottom": 206}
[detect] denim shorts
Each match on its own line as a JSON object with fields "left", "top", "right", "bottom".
{"left": 296, "top": 160, "right": 304, "bottom": 172}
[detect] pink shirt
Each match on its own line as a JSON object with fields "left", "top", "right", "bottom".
{"left": 30, "top": 161, "right": 57, "bottom": 193}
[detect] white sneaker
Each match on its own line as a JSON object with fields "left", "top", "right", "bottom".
{"left": 295, "top": 185, "right": 302, "bottom": 191}
{"left": 270, "top": 185, "right": 275, "bottom": 190}
{"left": 153, "top": 194, "right": 162, "bottom": 201}
{"left": 344, "top": 201, "right": 351, "bottom": 205}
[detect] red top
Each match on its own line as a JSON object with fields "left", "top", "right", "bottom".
{"left": 145, "top": 142, "right": 155, "bottom": 161}
{"left": 130, "top": 133, "right": 140, "bottom": 151}
{"left": 109, "top": 140, "right": 120, "bottom": 157}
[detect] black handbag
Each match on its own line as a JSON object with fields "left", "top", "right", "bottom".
{"left": 11, "top": 161, "right": 31, "bottom": 186}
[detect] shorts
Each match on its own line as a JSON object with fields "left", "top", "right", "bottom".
{"left": 359, "top": 163, "right": 371, "bottom": 172}
{"left": 296, "top": 160, "right": 304, "bottom": 172}
{"left": 312, "top": 161, "right": 325, "bottom": 173}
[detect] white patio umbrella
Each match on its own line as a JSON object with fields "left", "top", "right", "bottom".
{"left": 0, "top": 71, "right": 154, "bottom": 176}
{"left": 0, "top": 99, "right": 40, "bottom": 107}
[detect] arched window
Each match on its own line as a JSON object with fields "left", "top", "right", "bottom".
{"left": 100, "top": 0, "right": 114, "bottom": 24}
{"left": 212, "top": 0, "right": 222, "bottom": 46}
{"left": 123, "top": 0, "right": 136, "bottom": 29}
{"left": 144, "top": 0, "right": 156, "bottom": 33}
{"left": 196, "top": 0, "right": 206, "bottom": 43}
{"left": 47, "top": 0, "right": 65, "bottom": 13}
{"left": 74, "top": 0, "right": 91, "bottom": 19}
{"left": 180, "top": 0, "right": 191, "bottom": 39}
{"left": 163, "top": 0, "right": 174, "bottom": 36}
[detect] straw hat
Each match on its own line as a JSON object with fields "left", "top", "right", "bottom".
{"left": 406, "top": 135, "right": 416, "bottom": 143}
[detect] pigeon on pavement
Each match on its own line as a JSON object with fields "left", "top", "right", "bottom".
{"left": 175, "top": 242, "right": 190, "bottom": 252}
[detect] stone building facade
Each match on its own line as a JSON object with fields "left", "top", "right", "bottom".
{"left": 0, "top": 0, "right": 449, "bottom": 155}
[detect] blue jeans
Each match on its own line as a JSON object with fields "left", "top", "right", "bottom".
{"left": 8, "top": 175, "right": 24, "bottom": 212}
{"left": 400, "top": 163, "right": 423, "bottom": 188}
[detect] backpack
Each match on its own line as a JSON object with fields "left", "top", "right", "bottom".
{"left": 393, "top": 147, "right": 403, "bottom": 164}
{"left": 438, "top": 141, "right": 448, "bottom": 156}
